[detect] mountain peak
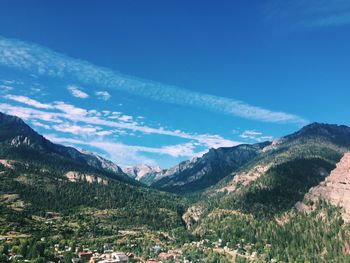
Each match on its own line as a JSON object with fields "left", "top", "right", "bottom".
{"left": 299, "top": 122, "right": 350, "bottom": 134}
{"left": 285, "top": 122, "right": 350, "bottom": 145}
{"left": 0, "top": 111, "right": 25, "bottom": 124}
{"left": 123, "top": 164, "right": 162, "bottom": 182}
{"left": 0, "top": 111, "right": 128, "bottom": 180}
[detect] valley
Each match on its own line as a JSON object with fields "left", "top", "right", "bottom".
{"left": 1, "top": 112, "right": 350, "bottom": 262}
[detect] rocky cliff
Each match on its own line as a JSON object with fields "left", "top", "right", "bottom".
{"left": 123, "top": 164, "right": 162, "bottom": 184}
{"left": 298, "top": 152, "right": 350, "bottom": 222}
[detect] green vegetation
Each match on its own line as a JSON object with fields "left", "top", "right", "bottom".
{"left": 2, "top": 116, "right": 350, "bottom": 261}
{"left": 195, "top": 201, "right": 350, "bottom": 262}
{"left": 0, "top": 160, "right": 187, "bottom": 231}
{"left": 221, "top": 158, "right": 335, "bottom": 217}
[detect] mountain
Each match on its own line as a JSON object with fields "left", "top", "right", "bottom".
{"left": 152, "top": 142, "right": 270, "bottom": 193}
{"left": 0, "top": 112, "right": 187, "bottom": 231}
{"left": 0, "top": 112, "right": 128, "bottom": 182}
{"left": 187, "top": 122, "right": 350, "bottom": 220}
{"left": 2, "top": 114, "right": 350, "bottom": 262}
{"left": 179, "top": 123, "right": 350, "bottom": 262}
{"left": 122, "top": 164, "right": 163, "bottom": 185}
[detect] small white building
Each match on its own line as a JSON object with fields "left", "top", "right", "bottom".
{"left": 99, "top": 252, "right": 128, "bottom": 263}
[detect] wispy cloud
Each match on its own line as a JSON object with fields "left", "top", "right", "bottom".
{"left": 0, "top": 85, "right": 13, "bottom": 93}
{"left": 4, "top": 94, "right": 52, "bottom": 109}
{"left": 67, "top": 85, "right": 89, "bottom": 99}
{"left": 1, "top": 95, "right": 241, "bottom": 150}
{"left": 95, "top": 91, "right": 111, "bottom": 101}
{"left": 0, "top": 36, "right": 307, "bottom": 125}
{"left": 31, "top": 120, "right": 50, "bottom": 129}
{"left": 46, "top": 135, "right": 159, "bottom": 166}
{"left": 240, "top": 130, "right": 273, "bottom": 142}
{"left": 266, "top": 0, "right": 350, "bottom": 28}
{"left": 52, "top": 123, "right": 102, "bottom": 135}
{"left": 46, "top": 135, "right": 202, "bottom": 166}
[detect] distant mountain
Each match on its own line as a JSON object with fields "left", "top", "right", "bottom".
{"left": 122, "top": 164, "right": 163, "bottom": 185}
{"left": 0, "top": 112, "right": 128, "bottom": 181}
{"left": 151, "top": 142, "right": 271, "bottom": 193}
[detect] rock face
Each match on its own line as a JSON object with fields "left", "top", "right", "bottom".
{"left": 123, "top": 164, "right": 162, "bottom": 184}
{"left": 216, "top": 163, "right": 273, "bottom": 194}
{"left": 79, "top": 150, "right": 125, "bottom": 175}
{"left": 64, "top": 171, "right": 108, "bottom": 185}
{"left": 301, "top": 152, "right": 350, "bottom": 222}
{"left": 182, "top": 205, "right": 205, "bottom": 230}
{"left": 152, "top": 142, "right": 270, "bottom": 193}
{"left": 0, "top": 159, "right": 14, "bottom": 170}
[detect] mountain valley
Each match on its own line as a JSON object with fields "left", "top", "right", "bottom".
{"left": 1, "top": 112, "right": 350, "bottom": 262}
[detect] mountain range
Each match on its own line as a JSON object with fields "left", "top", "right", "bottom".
{"left": 0, "top": 111, "right": 187, "bottom": 231}
{"left": 2, "top": 111, "right": 350, "bottom": 262}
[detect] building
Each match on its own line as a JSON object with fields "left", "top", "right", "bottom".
{"left": 98, "top": 252, "right": 128, "bottom": 263}
{"left": 78, "top": 251, "right": 93, "bottom": 262}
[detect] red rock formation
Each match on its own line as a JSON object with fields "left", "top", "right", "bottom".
{"left": 302, "top": 152, "right": 350, "bottom": 222}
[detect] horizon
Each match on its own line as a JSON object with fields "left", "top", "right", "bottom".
{"left": 1, "top": 1, "right": 349, "bottom": 168}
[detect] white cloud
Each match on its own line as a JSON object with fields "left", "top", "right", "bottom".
{"left": 52, "top": 123, "right": 101, "bottom": 135}
{"left": 240, "top": 130, "right": 273, "bottom": 142}
{"left": 67, "top": 85, "right": 89, "bottom": 99}
{"left": 95, "top": 91, "right": 111, "bottom": 101}
{"left": 4, "top": 94, "right": 52, "bottom": 109}
{"left": 0, "top": 97, "right": 240, "bottom": 150}
{"left": 241, "top": 130, "right": 262, "bottom": 136}
{"left": 0, "top": 85, "right": 13, "bottom": 93}
{"left": 4, "top": 94, "right": 88, "bottom": 118}
{"left": 54, "top": 101, "right": 88, "bottom": 116}
{"left": 0, "top": 103, "right": 61, "bottom": 123}
{"left": 96, "top": 130, "right": 115, "bottom": 136}
{"left": 0, "top": 36, "right": 307, "bottom": 125}
{"left": 45, "top": 135, "right": 195, "bottom": 166}
{"left": 31, "top": 120, "right": 51, "bottom": 129}
{"left": 118, "top": 115, "right": 133, "bottom": 122}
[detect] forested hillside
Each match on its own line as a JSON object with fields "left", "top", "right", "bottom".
{"left": 2, "top": 113, "right": 350, "bottom": 262}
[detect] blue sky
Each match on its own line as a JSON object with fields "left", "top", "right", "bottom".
{"left": 0, "top": 0, "right": 349, "bottom": 168}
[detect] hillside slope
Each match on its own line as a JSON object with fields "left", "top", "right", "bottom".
{"left": 181, "top": 123, "right": 350, "bottom": 227}
{"left": 152, "top": 142, "right": 270, "bottom": 193}
{"left": 210, "top": 123, "right": 350, "bottom": 216}
{"left": 0, "top": 112, "right": 130, "bottom": 182}
{"left": 181, "top": 123, "right": 350, "bottom": 262}
{"left": 0, "top": 112, "right": 187, "bottom": 232}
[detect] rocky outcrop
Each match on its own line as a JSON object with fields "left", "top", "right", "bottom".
{"left": 64, "top": 171, "right": 108, "bottom": 185}
{"left": 0, "top": 159, "right": 14, "bottom": 170}
{"left": 182, "top": 205, "right": 205, "bottom": 229}
{"left": 299, "top": 152, "right": 350, "bottom": 222}
{"left": 216, "top": 163, "right": 273, "bottom": 194}
{"left": 78, "top": 150, "right": 125, "bottom": 175}
{"left": 123, "top": 164, "right": 162, "bottom": 183}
